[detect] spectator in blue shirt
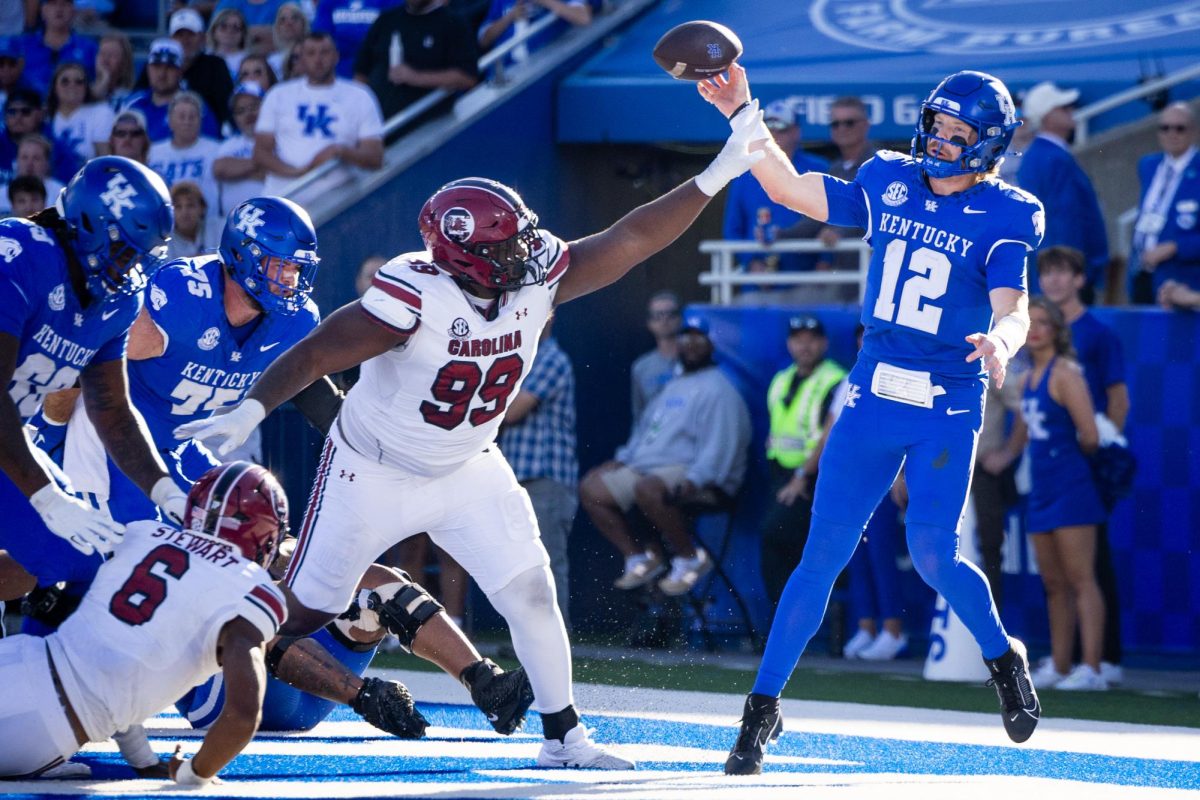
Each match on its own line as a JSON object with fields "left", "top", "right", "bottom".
{"left": 722, "top": 98, "right": 828, "bottom": 278}
{"left": 478, "top": 0, "right": 591, "bottom": 66}
{"left": 312, "top": 0, "right": 405, "bottom": 79}
{"left": 0, "top": 36, "right": 29, "bottom": 109}
{"left": 1017, "top": 82, "right": 1109, "bottom": 297}
{"left": 20, "top": 0, "right": 97, "bottom": 98}
{"left": 1129, "top": 102, "right": 1200, "bottom": 300}
{"left": 121, "top": 38, "right": 221, "bottom": 144}
{"left": 0, "top": 87, "right": 82, "bottom": 186}
{"left": 498, "top": 318, "right": 579, "bottom": 624}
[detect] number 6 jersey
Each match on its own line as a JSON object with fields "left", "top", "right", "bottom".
{"left": 341, "top": 231, "right": 569, "bottom": 476}
{"left": 823, "top": 150, "right": 1044, "bottom": 380}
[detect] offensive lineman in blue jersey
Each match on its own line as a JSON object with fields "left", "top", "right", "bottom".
{"left": 0, "top": 157, "right": 187, "bottom": 601}
{"left": 29, "top": 196, "right": 322, "bottom": 526}
{"left": 701, "top": 66, "right": 1045, "bottom": 773}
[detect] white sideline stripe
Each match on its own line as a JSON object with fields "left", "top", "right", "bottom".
{"left": 375, "top": 668, "right": 1200, "bottom": 763}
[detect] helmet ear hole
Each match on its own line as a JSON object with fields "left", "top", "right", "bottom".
{"left": 79, "top": 212, "right": 94, "bottom": 234}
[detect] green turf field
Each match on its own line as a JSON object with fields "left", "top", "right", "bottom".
{"left": 374, "top": 650, "right": 1200, "bottom": 730}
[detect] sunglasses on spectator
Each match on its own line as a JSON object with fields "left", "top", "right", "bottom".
{"left": 217, "top": 20, "right": 244, "bottom": 31}
{"left": 1158, "top": 124, "right": 1190, "bottom": 133}
{"left": 5, "top": 107, "right": 35, "bottom": 116}
{"left": 112, "top": 128, "right": 146, "bottom": 138}
{"left": 57, "top": 75, "right": 85, "bottom": 85}
{"left": 648, "top": 309, "right": 681, "bottom": 321}
{"left": 830, "top": 118, "right": 863, "bottom": 129}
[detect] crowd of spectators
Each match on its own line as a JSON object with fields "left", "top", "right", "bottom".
{"left": 0, "top": 0, "right": 598, "bottom": 229}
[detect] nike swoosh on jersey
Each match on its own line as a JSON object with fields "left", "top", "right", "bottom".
{"left": 946, "top": 408, "right": 971, "bottom": 415}
{"left": 963, "top": 206, "right": 986, "bottom": 214}
{"left": 259, "top": 342, "right": 281, "bottom": 352}
{"left": 101, "top": 308, "right": 120, "bottom": 320}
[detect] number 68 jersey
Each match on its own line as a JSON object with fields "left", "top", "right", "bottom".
{"left": 339, "top": 230, "right": 569, "bottom": 477}
{"left": 824, "top": 150, "right": 1044, "bottom": 381}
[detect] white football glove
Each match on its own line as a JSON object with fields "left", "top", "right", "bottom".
{"left": 694, "top": 99, "right": 769, "bottom": 197}
{"left": 29, "top": 483, "right": 124, "bottom": 556}
{"left": 150, "top": 477, "right": 187, "bottom": 525}
{"left": 173, "top": 399, "right": 266, "bottom": 457}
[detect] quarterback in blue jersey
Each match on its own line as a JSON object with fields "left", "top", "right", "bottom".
{"left": 0, "top": 156, "right": 186, "bottom": 598}
{"left": 701, "top": 66, "right": 1046, "bottom": 772}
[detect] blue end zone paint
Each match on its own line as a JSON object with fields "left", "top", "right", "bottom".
{"left": 66, "top": 703, "right": 1200, "bottom": 793}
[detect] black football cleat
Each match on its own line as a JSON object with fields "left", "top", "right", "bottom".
{"left": 985, "top": 637, "right": 1041, "bottom": 743}
{"left": 461, "top": 658, "right": 535, "bottom": 735}
{"left": 725, "top": 693, "right": 783, "bottom": 775}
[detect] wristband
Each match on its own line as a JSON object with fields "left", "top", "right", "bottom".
{"left": 175, "top": 758, "right": 213, "bottom": 787}
{"left": 990, "top": 312, "right": 1029, "bottom": 359}
{"left": 726, "top": 100, "right": 752, "bottom": 122}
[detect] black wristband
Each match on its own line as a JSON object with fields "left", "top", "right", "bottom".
{"left": 726, "top": 100, "right": 752, "bottom": 121}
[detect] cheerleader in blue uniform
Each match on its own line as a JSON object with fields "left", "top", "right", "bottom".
{"left": 996, "top": 297, "right": 1108, "bottom": 691}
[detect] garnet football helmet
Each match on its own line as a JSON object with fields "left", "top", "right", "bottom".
{"left": 418, "top": 178, "right": 545, "bottom": 291}
{"left": 183, "top": 461, "right": 288, "bottom": 568}
{"left": 911, "top": 70, "right": 1020, "bottom": 179}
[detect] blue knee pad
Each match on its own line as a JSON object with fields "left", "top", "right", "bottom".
{"left": 176, "top": 626, "right": 378, "bottom": 731}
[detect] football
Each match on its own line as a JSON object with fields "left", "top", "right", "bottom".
{"left": 652, "top": 20, "right": 742, "bottom": 81}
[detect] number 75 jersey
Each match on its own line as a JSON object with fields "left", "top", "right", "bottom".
{"left": 827, "top": 150, "right": 1044, "bottom": 380}
{"left": 339, "top": 232, "right": 569, "bottom": 477}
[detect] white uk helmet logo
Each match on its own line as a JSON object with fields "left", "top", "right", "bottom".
{"left": 882, "top": 181, "right": 909, "bottom": 207}
{"left": 235, "top": 205, "right": 266, "bottom": 238}
{"left": 99, "top": 174, "right": 138, "bottom": 219}
{"left": 441, "top": 208, "right": 474, "bottom": 243}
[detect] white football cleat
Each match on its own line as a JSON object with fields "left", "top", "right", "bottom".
{"left": 537, "top": 725, "right": 635, "bottom": 770}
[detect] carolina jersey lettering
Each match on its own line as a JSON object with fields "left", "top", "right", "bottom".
{"left": 46, "top": 520, "right": 284, "bottom": 741}
{"left": 0, "top": 218, "right": 140, "bottom": 421}
{"left": 339, "top": 230, "right": 569, "bottom": 476}
{"left": 129, "top": 255, "right": 320, "bottom": 449}
{"left": 825, "top": 150, "right": 1044, "bottom": 379}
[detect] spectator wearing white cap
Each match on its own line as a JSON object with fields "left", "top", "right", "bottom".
{"left": 254, "top": 31, "right": 383, "bottom": 194}
{"left": 106, "top": 108, "right": 149, "bottom": 163}
{"left": 1016, "top": 82, "right": 1109, "bottom": 298}
{"left": 148, "top": 90, "right": 221, "bottom": 213}
{"left": 121, "top": 38, "right": 222, "bottom": 143}
{"left": 213, "top": 81, "right": 266, "bottom": 239}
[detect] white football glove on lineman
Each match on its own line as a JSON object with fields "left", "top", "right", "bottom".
{"left": 29, "top": 483, "right": 124, "bottom": 556}
{"left": 173, "top": 399, "right": 266, "bottom": 457}
{"left": 694, "top": 99, "right": 769, "bottom": 197}
{"left": 150, "top": 477, "right": 187, "bottom": 526}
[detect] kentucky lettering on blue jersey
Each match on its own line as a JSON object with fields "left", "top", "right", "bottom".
{"left": 823, "top": 150, "right": 1044, "bottom": 379}
{"left": 0, "top": 218, "right": 140, "bottom": 421}
{"left": 129, "top": 255, "right": 320, "bottom": 449}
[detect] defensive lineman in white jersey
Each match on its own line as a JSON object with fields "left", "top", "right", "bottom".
{"left": 0, "top": 461, "right": 289, "bottom": 785}
{"left": 177, "top": 108, "right": 766, "bottom": 768}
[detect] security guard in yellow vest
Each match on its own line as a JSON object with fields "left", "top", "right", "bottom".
{"left": 760, "top": 315, "right": 846, "bottom": 607}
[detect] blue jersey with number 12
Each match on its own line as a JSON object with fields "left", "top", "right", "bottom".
{"left": 0, "top": 217, "right": 140, "bottom": 422}
{"left": 129, "top": 255, "right": 320, "bottom": 450}
{"left": 824, "top": 150, "right": 1044, "bottom": 380}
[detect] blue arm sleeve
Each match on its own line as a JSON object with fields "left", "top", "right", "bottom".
{"left": 985, "top": 242, "right": 1029, "bottom": 293}
{"left": 822, "top": 174, "right": 869, "bottom": 230}
{"left": 0, "top": 269, "right": 31, "bottom": 339}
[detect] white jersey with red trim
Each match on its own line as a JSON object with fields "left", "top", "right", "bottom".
{"left": 47, "top": 520, "right": 285, "bottom": 741}
{"left": 341, "top": 229, "right": 569, "bottom": 476}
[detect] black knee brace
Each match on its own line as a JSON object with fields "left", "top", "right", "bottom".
{"left": 365, "top": 573, "right": 444, "bottom": 653}
{"left": 21, "top": 585, "right": 81, "bottom": 629}
{"left": 265, "top": 636, "right": 300, "bottom": 675}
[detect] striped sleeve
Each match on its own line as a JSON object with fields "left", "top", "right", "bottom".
{"left": 543, "top": 236, "right": 570, "bottom": 289}
{"left": 361, "top": 268, "right": 422, "bottom": 334}
{"left": 239, "top": 581, "right": 287, "bottom": 640}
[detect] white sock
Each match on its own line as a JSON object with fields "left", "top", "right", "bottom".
{"left": 486, "top": 564, "right": 573, "bottom": 713}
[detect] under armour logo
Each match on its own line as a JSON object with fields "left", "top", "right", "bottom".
{"left": 339, "top": 470, "right": 355, "bottom": 482}
{"left": 515, "top": 308, "right": 528, "bottom": 319}
{"left": 99, "top": 174, "right": 138, "bottom": 219}
{"left": 845, "top": 383, "right": 861, "bottom": 408}
{"left": 297, "top": 104, "right": 336, "bottom": 138}
{"left": 235, "top": 205, "right": 266, "bottom": 238}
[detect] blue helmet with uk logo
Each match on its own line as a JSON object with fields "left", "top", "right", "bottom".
{"left": 911, "top": 70, "right": 1021, "bottom": 179}
{"left": 219, "top": 196, "right": 320, "bottom": 315}
{"left": 56, "top": 155, "right": 174, "bottom": 301}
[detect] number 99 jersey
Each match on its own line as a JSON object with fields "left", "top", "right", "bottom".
{"left": 824, "top": 150, "right": 1044, "bottom": 380}
{"left": 341, "top": 230, "right": 569, "bottom": 476}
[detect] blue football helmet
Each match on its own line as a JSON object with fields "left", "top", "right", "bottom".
{"left": 56, "top": 156, "right": 174, "bottom": 301}
{"left": 219, "top": 197, "right": 319, "bottom": 315}
{"left": 911, "top": 70, "right": 1020, "bottom": 179}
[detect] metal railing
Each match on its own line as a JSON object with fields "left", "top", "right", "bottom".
{"left": 276, "top": 11, "right": 563, "bottom": 199}
{"left": 1075, "top": 62, "right": 1200, "bottom": 145}
{"left": 698, "top": 240, "right": 872, "bottom": 305}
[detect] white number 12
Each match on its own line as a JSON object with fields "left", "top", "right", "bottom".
{"left": 872, "top": 239, "right": 951, "bottom": 335}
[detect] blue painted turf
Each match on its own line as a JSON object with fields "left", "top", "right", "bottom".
{"left": 48, "top": 702, "right": 1200, "bottom": 795}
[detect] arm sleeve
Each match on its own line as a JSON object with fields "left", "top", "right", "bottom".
{"left": 360, "top": 267, "right": 421, "bottom": 334}
{"left": 986, "top": 200, "right": 1044, "bottom": 293}
{"left": 292, "top": 376, "right": 345, "bottom": 437}
{"left": 239, "top": 580, "right": 287, "bottom": 641}
{"left": 822, "top": 173, "right": 870, "bottom": 231}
